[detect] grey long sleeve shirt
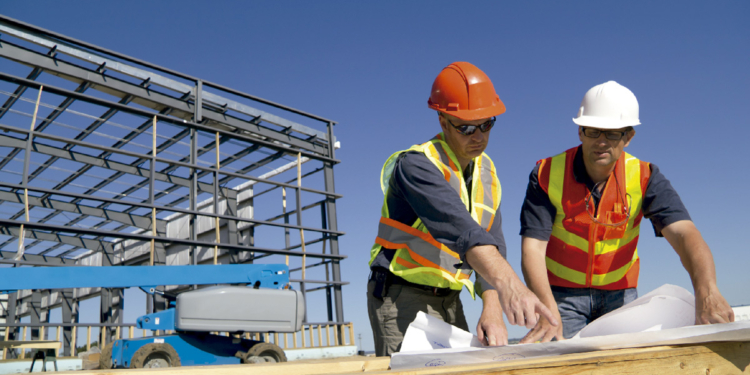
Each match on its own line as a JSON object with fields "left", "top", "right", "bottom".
{"left": 370, "top": 151, "right": 507, "bottom": 297}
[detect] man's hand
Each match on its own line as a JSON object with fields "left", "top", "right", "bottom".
{"left": 498, "top": 276, "right": 557, "bottom": 329}
{"left": 662, "top": 220, "right": 735, "bottom": 325}
{"left": 465, "top": 245, "right": 558, "bottom": 329}
{"left": 520, "top": 303, "right": 564, "bottom": 343}
{"left": 520, "top": 236, "right": 564, "bottom": 342}
{"left": 477, "top": 290, "right": 508, "bottom": 346}
{"left": 695, "top": 285, "right": 734, "bottom": 324}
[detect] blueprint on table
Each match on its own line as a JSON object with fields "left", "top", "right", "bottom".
{"left": 391, "top": 284, "right": 750, "bottom": 370}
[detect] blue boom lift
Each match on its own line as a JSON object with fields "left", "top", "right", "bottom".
{"left": 0, "top": 264, "right": 304, "bottom": 369}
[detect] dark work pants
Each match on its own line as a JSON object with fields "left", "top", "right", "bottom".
{"left": 367, "top": 280, "right": 468, "bottom": 356}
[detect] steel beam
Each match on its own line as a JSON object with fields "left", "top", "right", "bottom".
{"left": 0, "top": 226, "right": 115, "bottom": 254}
{"left": 0, "top": 72, "right": 338, "bottom": 164}
{"left": 0, "top": 190, "right": 164, "bottom": 231}
{"left": 0, "top": 120, "right": 339, "bottom": 199}
{"left": 0, "top": 66, "right": 42, "bottom": 120}
{"left": 0, "top": 15, "right": 336, "bottom": 125}
{"left": 21, "top": 94, "right": 137, "bottom": 196}
{"left": 0, "top": 250, "right": 76, "bottom": 265}
{"left": 0, "top": 80, "right": 91, "bottom": 172}
{"left": 0, "top": 182, "right": 342, "bottom": 236}
{"left": 0, "top": 24, "right": 334, "bottom": 142}
{"left": 0, "top": 40, "right": 332, "bottom": 155}
{"left": 0, "top": 220, "right": 346, "bottom": 261}
{"left": 0, "top": 133, "right": 216, "bottom": 193}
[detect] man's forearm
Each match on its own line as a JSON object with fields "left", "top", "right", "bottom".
{"left": 521, "top": 236, "right": 556, "bottom": 307}
{"left": 683, "top": 236, "right": 718, "bottom": 294}
{"left": 465, "top": 245, "right": 520, "bottom": 290}
{"left": 481, "top": 289, "right": 502, "bottom": 309}
{"left": 663, "top": 221, "right": 718, "bottom": 291}
{"left": 663, "top": 220, "right": 734, "bottom": 324}
{"left": 466, "top": 243, "right": 558, "bottom": 328}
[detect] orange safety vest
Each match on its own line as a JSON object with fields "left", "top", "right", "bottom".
{"left": 368, "top": 133, "right": 502, "bottom": 298}
{"left": 537, "top": 146, "right": 651, "bottom": 290}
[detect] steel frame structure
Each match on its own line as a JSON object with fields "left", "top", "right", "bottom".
{"left": 0, "top": 15, "right": 346, "bottom": 357}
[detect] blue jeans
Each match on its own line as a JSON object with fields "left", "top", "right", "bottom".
{"left": 551, "top": 286, "right": 638, "bottom": 339}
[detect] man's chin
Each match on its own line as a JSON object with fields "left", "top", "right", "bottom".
{"left": 592, "top": 158, "right": 614, "bottom": 166}
{"left": 467, "top": 148, "right": 486, "bottom": 158}
{"left": 588, "top": 153, "right": 612, "bottom": 164}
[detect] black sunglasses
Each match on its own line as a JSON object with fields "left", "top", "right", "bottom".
{"left": 443, "top": 115, "right": 496, "bottom": 136}
{"left": 581, "top": 128, "right": 629, "bottom": 141}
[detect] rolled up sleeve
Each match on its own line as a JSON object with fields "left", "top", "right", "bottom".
{"left": 390, "top": 152, "right": 500, "bottom": 258}
{"left": 390, "top": 152, "right": 506, "bottom": 298}
{"left": 642, "top": 164, "right": 692, "bottom": 237}
{"left": 475, "top": 201, "right": 506, "bottom": 296}
{"left": 519, "top": 163, "right": 556, "bottom": 241}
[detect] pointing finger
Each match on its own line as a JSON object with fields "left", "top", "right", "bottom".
{"left": 536, "top": 302, "right": 558, "bottom": 326}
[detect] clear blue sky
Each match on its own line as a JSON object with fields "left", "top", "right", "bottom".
{"left": 3, "top": 0, "right": 749, "bottom": 352}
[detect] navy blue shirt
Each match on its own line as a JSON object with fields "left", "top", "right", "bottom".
{"left": 520, "top": 146, "right": 691, "bottom": 240}
{"left": 371, "top": 151, "right": 507, "bottom": 296}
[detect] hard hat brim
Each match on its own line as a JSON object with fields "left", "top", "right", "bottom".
{"left": 430, "top": 101, "right": 507, "bottom": 121}
{"left": 573, "top": 116, "right": 641, "bottom": 129}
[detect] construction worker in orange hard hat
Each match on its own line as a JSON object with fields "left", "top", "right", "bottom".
{"left": 518, "top": 81, "right": 734, "bottom": 343}
{"left": 367, "top": 62, "right": 557, "bottom": 356}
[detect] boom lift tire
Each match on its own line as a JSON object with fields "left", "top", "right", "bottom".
{"left": 130, "top": 343, "right": 181, "bottom": 368}
{"left": 99, "top": 342, "right": 113, "bottom": 369}
{"left": 240, "top": 342, "right": 287, "bottom": 363}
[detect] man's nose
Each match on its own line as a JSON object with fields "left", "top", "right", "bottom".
{"left": 471, "top": 129, "right": 487, "bottom": 141}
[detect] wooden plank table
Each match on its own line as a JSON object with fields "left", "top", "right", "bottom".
{"left": 0, "top": 340, "right": 62, "bottom": 350}
{"left": 0, "top": 340, "right": 62, "bottom": 372}
{"left": 69, "top": 340, "right": 750, "bottom": 374}
{"left": 0, "top": 340, "right": 61, "bottom": 358}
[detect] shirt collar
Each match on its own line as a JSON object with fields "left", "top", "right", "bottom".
{"left": 463, "top": 160, "right": 474, "bottom": 183}
{"left": 573, "top": 145, "right": 597, "bottom": 190}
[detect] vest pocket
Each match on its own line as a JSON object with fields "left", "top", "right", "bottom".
{"left": 602, "top": 211, "right": 627, "bottom": 240}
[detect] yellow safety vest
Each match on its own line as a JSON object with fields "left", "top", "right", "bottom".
{"left": 369, "top": 133, "right": 501, "bottom": 298}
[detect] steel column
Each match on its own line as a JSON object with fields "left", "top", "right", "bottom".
{"left": 190, "top": 81, "right": 201, "bottom": 285}
{"left": 29, "top": 291, "right": 42, "bottom": 340}
{"left": 60, "top": 289, "right": 78, "bottom": 356}
{"left": 5, "top": 293, "right": 17, "bottom": 359}
{"left": 324, "top": 122, "right": 344, "bottom": 324}
{"left": 322, "top": 204, "right": 334, "bottom": 322}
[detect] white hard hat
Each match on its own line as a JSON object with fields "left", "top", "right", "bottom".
{"left": 572, "top": 81, "right": 641, "bottom": 129}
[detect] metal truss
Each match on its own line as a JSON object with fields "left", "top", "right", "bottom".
{"left": 0, "top": 15, "right": 346, "bottom": 351}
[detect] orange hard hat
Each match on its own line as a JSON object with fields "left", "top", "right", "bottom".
{"left": 427, "top": 62, "right": 506, "bottom": 121}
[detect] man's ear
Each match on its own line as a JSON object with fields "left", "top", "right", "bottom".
{"left": 578, "top": 126, "right": 584, "bottom": 143}
{"left": 624, "top": 129, "right": 636, "bottom": 147}
{"left": 438, "top": 113, "right": 448, "bottom": 132}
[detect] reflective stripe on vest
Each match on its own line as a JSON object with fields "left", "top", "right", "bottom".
{"left": 540, "top": 147, "right": 651, "bottom": 290}
{"left": 369, "top": 133, "right": 501, "bottom": 298}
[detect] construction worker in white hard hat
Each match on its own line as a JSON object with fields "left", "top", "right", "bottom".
{"left": 367, "top": 62, "right": 557, "bottom": 356}
{"left": 518, "top": 81, "right": 735, "bottom": 342}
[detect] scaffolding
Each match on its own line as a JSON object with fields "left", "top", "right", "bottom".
{"left": 0, "top": 15, "right": 346, "bottom": 356}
